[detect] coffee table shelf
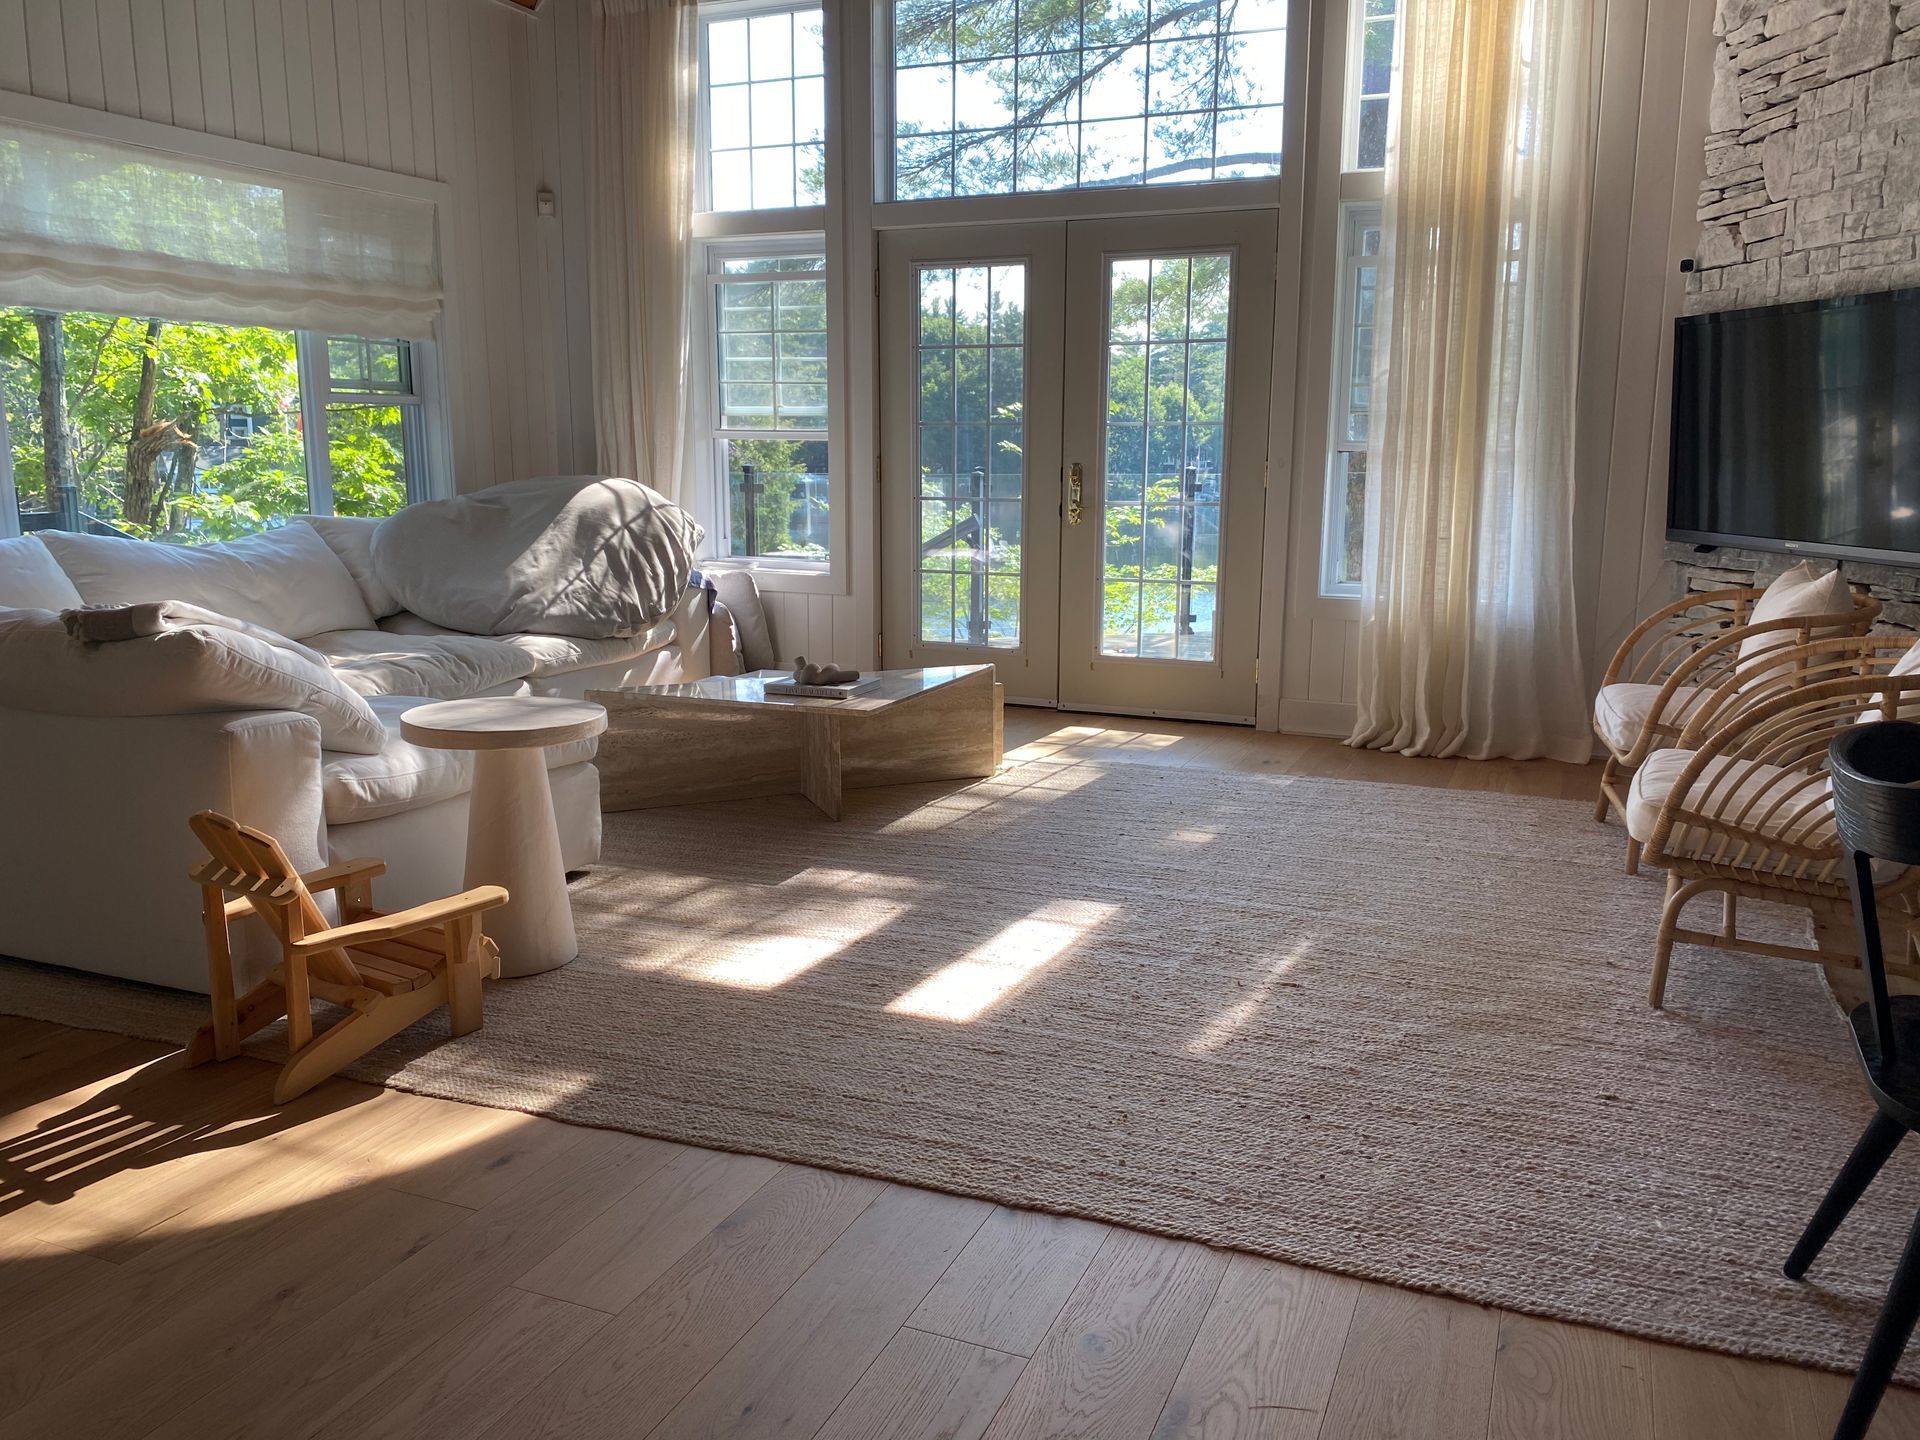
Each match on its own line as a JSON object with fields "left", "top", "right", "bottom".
{"left": 590, "top": 665, "right": 1002, "bottom": 820}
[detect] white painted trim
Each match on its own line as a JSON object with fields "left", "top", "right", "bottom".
{"left": 0, "top": 385, "right": 16, "bottom": 539}
{"left": 1276, "top": 696, "right": 1355, "bottom": 737}
{"left": 875, "top": 180, "right": 1284, "bottom": 231}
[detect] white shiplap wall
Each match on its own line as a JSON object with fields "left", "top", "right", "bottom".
{"left": 0, "top": 0, "right": 597, "bottom": 494}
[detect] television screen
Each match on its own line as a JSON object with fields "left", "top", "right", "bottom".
{"left": 1669, "top": 287, "right": 1920, "bottom": 563}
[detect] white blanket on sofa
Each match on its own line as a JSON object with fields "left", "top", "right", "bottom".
{"left": 370, "top": 476, "right": 703, "bottom": 640}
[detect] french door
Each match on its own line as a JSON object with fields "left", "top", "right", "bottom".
{"left": 880, "top": 210, "right": 1277, "bottom": 721}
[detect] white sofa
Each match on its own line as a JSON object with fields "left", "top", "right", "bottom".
{"left": 0, "top": 519, "right": 726, "bottom": 995}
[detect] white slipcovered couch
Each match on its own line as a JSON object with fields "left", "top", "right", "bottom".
{"left": 0, "top": 517, "right": 726, "bottom": 994}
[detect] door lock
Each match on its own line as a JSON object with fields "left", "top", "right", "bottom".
{"left": 1067, "top": 463, "right": 1084, "bottom": 525}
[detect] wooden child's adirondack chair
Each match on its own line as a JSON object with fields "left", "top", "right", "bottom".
{"left": 186, "top": 811, "right": 509, "bottom": 1103}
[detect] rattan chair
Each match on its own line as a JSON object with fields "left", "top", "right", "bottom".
{"left": 1592, "top": 586, "right": 1880, "bottom": 873}
{"left": 1632, "top": 656, "right": 1920, "bottom": 1008}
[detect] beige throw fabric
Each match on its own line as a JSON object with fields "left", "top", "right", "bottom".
{"left": 1350, "top": 0, "right": 1593, "bottom": 764}
{"left": 590, "top": 0, "right": 696, "bottom": 504}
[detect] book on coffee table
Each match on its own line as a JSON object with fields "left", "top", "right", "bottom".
{"left": 763, "top": 676, "right": 886, "bottom": 700}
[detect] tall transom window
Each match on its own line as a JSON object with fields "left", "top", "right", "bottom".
{"left": 890, "top": 0, "right": 1288, "bottom": 199}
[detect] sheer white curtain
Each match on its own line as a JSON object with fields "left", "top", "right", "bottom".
{"left": 1348, "top": 0, "right": 1594, "bottom": 764}
{"left": 591, "top": 0, "right": 696, "bottom": 504}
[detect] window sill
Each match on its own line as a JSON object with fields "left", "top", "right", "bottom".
{"left": 701, "top": 556, "right": 841, "bottom": 595}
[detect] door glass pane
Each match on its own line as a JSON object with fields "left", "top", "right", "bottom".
{"left": 1099, "top": 252, "right": 1229, "bottom": 661}
{"left": 915, "top": 262, "right": 1026, "bottom": 648}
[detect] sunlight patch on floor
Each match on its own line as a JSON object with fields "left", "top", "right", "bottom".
{"left": 887, "top": 900, "right": 1121, "bottom": 1022}
{"left": 687, "top": 901, "right": 910, "bottom": 988}
{"left": 1187, "top": 939, "right": 1315, "bottom": 1054}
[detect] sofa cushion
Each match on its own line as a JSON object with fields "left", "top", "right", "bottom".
{"left": 299, "top": 516, "right": 402, "bottom": 618}
{"left": 305, "top": 628, "right": 536, "bottom": 699}
{"left": 370, "top": 476, "right": 701, "bottom": 640}
{"left": 40, "top": 525, "right": 376, "bottom": 640}
{"left": 0, "top": 607, "right": 385, "bottom": 754}
{"left": 322, "top": 694, "right": 600, "bottom": 823}
{"left": 0, "top": 536, "right": 84, "bottom": 610}
{"left": 378, "top": 610, "right": 677, "bottom": 678}
{"left": 1593, "top": 682, "right": 1710, "bottom": 753}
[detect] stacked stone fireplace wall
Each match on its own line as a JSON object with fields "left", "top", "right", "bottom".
{"left": 1671, "top": 0, "right": 1920, "bottom": 628}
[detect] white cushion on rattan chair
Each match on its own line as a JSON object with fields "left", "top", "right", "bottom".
{"left": 1593, "top": 682, "right": 1710, "bottom": 752}
{"left": 1625, "top": 747, "right": 1833, "bottom": 849}
{"left": 1738, "top": 561, "right": 1851, "bottom": 668}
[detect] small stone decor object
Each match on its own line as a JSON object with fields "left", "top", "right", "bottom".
{"left": 791, "top": 655, "right": 861, "bottom": 686}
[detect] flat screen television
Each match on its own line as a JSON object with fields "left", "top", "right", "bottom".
{"left": 1668, "top": 286, "right": 1920, "bottom": 565}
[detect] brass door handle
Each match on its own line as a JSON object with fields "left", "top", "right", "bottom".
{"left": 1067, "top": 463, "right": 1084, "bottom": 525}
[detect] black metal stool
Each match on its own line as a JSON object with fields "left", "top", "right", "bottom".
{"left": 1785, "top": 720, "right": 1920, "bottom": 1439}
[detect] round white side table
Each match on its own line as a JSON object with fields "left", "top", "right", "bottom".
{"left": 400, "top": 696, "right": 607, "bottom": 977}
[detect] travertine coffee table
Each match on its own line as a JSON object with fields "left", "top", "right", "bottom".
{"left": 590, "top": 665, "right": 1001, "bottom": 820}
{"left": 400, "top": 696, "right": 606, "bottom": 976}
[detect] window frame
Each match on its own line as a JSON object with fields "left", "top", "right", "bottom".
{"left": 700, "top": 236, "right": 835, "bottom": 569}
{"left": 693, "top": 0, "right": 849, "bottom": 591}
{"left": 0, "top": 313, "right": 441, "bottom": 539}
{"left": 694, "top": 0, "right": 831, "bottom": 241}
{"left": 1320, "top": 201, "right": 1380, "bottom": 598}
{"left": 1342, "top": 0, "right": 1399, "bottom": 174}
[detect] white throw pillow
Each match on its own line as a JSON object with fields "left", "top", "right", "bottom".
{"left": 39, "top": 525, "right": 377, "bottom": 640}
{"left": 1738, "top": 561, "right": 1853, "bottom": 667}
{"left": 0, "top": 536, "right": 84, "bottom": 610}
{"left": 0, "top": 608, "right": 386, "bottom": 754}
{"left": 299, "top": 515, "right": 402, "bottom": 618}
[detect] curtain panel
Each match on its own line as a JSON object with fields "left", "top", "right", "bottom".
{"left": 591, "top": 0, "right": 697, "bottom": 505}
{"left": 1349, "top": 0, "right": 1594, "bottom": 764}
{"left": 0, "top": 120, "right": 442, "bottom": 339}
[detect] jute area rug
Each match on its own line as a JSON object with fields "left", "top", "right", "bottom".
{"left": 4, "top": 754, "right": 1916, "bottom": 1380}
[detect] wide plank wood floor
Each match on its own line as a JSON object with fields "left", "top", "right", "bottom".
{"left": 0, "top": 713, "right": 1913, "bottom": 1439}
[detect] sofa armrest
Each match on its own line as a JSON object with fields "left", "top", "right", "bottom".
{"left": 0, "top": 707, "right": 326, "bottom": 994}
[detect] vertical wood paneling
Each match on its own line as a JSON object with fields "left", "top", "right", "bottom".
{"left": 194, "top": 0, "right": 234, "bottom": 137}
{"left": 0, "top": 1, "right": 30, "bottom": 92}
{"left": 331, "top": 0, "right": 368, "bottom": 164}
{"left": 558, "top": 0, "right": 596, "bottom": 470}
{"left": 530, "top": 1, "right": 574, "bottom": 472}
{"left": 403, "top": 0, "right": 436, "bottom": 179}
{"left": 509, "top": 25, "right": 559, "bottom": 476}
{"left": 379, "top": 0, "right": 413, "bottom": 176}
{"left": 23, "top": 0, "right": 68, "bottom": 101}
{"left": 355, "top": 0, "right": 390, "bottom": 172}
{"left": 251, "top": 0, "right": 288, "bottom": 148}
{"left": 94, "top": 0, "right": 138, "bottom": 117}
{"left": 1306, "top": 618, "right": 1347, "bottom": 704}
{"left": 472, "top": 4, "right": 529, "bottom": 480}
{"left": 306, "top": 0, "right": 343, "bottom": 159}
{"left": 161, "top": 0, "right": 203, "bottom": 130}
{"left": 127, "top": 0, "right": 171, "bottom": 122}
{"left": 224, "top": 0, "right": 263, "bottom": 144}
{"left": 279, "top": 0, "right": 315, "bottom": 155}
{"left": 429, "top": 0, "right": 492, "bottom": 491}
{"left": 56, "top": 0, "right": 101, "bottom": 109}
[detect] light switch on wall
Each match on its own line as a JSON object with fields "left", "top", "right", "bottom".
{"left": 536, "top": 188, "right": 557, "bottom": 218}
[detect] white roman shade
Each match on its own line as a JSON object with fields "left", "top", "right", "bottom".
{"left": 0, "top": 118, "right": 442, "bottom": 338}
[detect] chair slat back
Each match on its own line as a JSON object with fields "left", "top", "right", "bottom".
{"left": 190, "top": 812, "right": 361, "bottom": 986}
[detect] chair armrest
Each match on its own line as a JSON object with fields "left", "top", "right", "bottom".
{"left": 292, "top": 886, "right": 509, "bottom": 953}
{"left": 300, "top": 857, "right": 389, "bottom": 894}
